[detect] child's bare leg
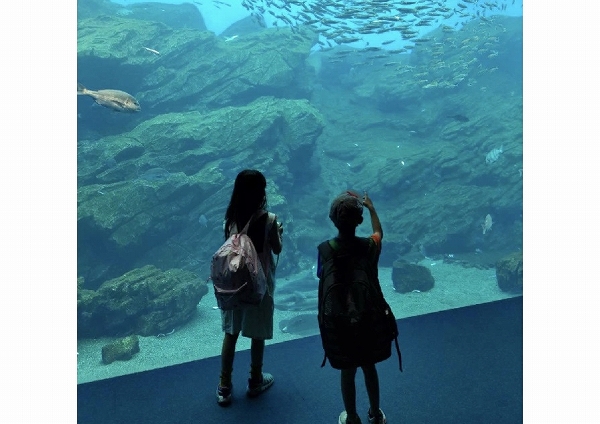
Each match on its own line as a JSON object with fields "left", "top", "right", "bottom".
{"left": 361, "top": 363, "right": 380, "bottom": 415}
{"left": 341, "top": 367, "right": 359, "bottom": 418}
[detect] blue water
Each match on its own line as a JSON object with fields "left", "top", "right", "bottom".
{"left": 78, "top": 0, "right": 523, "bottom": 379}
{"left": 111, "top": 0, "right": 523, "bottom": 37}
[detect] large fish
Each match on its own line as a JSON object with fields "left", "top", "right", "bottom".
{"left": 77, "top": 83, "right": 141, "bottom": 113}
{"left": 275, "top": 290, "right": 318, "bottom": 312}
{"left": 275, "top": 271, "right": 319, "bottom": 311}
{"left": 279, "top": 314, "right": 319, "bottom": 336}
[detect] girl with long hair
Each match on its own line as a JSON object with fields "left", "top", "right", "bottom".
{"left": 217, "top": 169, "right": 283, "bottom": 406}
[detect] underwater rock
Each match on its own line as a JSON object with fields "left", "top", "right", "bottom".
{"left": 77, "top": 265, "right": 207, "bottom": 339}
{"left": 77, "top": 0, "right": 206, "bottom": 30}
{"left": 495, "top": 251, "right": 523, "bottom": 293}
{"left": 391, "top": 260, "right": 435, "bottom": 294}
{"left": 77, "top": 98, "right": 324, "bottom": 288}
{"left": 76, "top": 11, "right": 524, "bottom": 329}
{"left": 77, "top": 0, "right": 117, "bottom": 20}
{"left": 87, "top": 18, "right": 315, "bottom": 114}
{"left": 138, "top": 27, "right": 316, "bottom": 110}
{"left": 101, "top": 335, "right": 140, "bottom": 365}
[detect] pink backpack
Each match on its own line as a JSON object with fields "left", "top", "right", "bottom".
{"left": 211, "top": 211, "right": 269, "bottom": 310}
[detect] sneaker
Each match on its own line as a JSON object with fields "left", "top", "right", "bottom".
{"left": 367, "top": 408, "right": 387, "bottom": 424}
{"left": 246, "top": 372, "right": 274, "bottom": 397}
{"left": 338, "top": 411, "right": 362, "bottom": 424}
{"left": 216, "top": 384, "right": 232, "bottom": 406}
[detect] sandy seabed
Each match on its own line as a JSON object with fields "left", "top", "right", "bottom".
{"left": 77, "top": 259, "right": 521, "bottom": 384}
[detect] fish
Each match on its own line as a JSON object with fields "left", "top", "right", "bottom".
{"left": 447, "top": 114, "right": 469, "bottom": 122}
{"left": 277, "top": 271, "right": 318, "bottom": 294}
{"left": 279, "top": 314, "right": 319, "bottom": 336}
{"left": 116, "top": 8, "right": 133, "bottom": 16}
{"left": 481, "top": 214, "right": 493, "bottom": 234}
{"left": 198, "top": 214, "right": 208, "bottom": 227}
{"left": 137, "top": 167, "right": 170, "bottom": 181}
{"left": 143, "top": 46, "right": 160, "bottom": 55}
{"left": 77, "top": 83, "right": 141, "bottom": 113}
{"left": 275, "top": 290, "right": 317, "bottom": 312}
{"left": 275, "top": 271, "right": 318, "bottom": 311}
{"left": 485, "top": 146, "right": 503, "bottom": 164}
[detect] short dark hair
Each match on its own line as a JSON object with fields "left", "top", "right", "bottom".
{"left": 329, "top": 191, "right": 364, "bottom": 232}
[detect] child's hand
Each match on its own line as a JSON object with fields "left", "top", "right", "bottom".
{"left": 362, "top": 192, "right": 374, "bottom": 210}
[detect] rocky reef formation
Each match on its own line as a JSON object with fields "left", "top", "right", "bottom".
{"left": 101, "top": 335, "right": 140, "bottom": 365}
{"left": 309, "top": 16, "right": 523, "bottom": 267}
{"left": 77, "top": 14, "right": 317, "bottom": 135}
{"left": 391, "top": 260, "right": 435, "bottom": 293}
{"left": 495, "top": 251, "right": 523, "bottom": 293}
{"left": 77, "top": 0, "right": 206, "bottom": 30}
{"left": 77, "top": 265, "right": 207, "bottom": 338}
{"left": 77, "top": 10, "right": 523, "bottom": 338}
{"left": 78, "top": 96, "right": 324, "bottom": 288}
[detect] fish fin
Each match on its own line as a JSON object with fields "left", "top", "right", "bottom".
{"left": 77, "top": 82, "right": 87, "bottom": 94}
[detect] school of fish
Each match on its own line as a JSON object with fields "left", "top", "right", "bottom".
{"left": 239, "top": 0, "right": 519, "bottom": 50}
{"left": 78, "top": 0, "right": 520, "bottom": 113}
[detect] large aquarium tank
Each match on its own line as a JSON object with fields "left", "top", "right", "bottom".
{"left": 77, "top": 0, "right": 523, "bottom": 383}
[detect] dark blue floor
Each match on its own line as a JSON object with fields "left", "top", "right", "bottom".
{"left": 78, "top": 296, "right": 523, "bottom": 424}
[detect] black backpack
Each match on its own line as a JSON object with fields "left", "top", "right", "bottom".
{"left": 317, "top": 238, "right": 402, "bottom": 371}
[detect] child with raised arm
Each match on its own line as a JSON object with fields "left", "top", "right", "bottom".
{"left": 317, "top": 191, "right": 387, "bottom": 424}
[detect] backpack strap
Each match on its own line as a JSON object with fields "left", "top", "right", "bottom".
{"left": 318, "top": 240, "right": 334, "bottom": 368}
{"left": 395, "top": 336, "right": 403, "bottom": 372}
{"left": 318, "top": 239, "right": 335, "bottom": 262}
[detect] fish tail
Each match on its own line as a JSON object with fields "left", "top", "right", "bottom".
{"left": 77, "top": 82, "right": 86, "bottom": 94}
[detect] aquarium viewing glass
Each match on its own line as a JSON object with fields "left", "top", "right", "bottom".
{"left": 77, "top": 0, "right": 523, "bottom": 383}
